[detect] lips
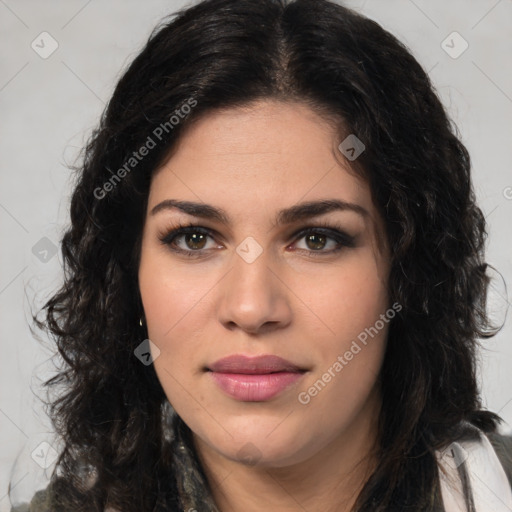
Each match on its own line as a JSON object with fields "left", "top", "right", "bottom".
{"left": 207, "top": 355, "right": 306, "bottom": 401}
{"left": 207, "top": 354, "right": 304, "bottom": 374}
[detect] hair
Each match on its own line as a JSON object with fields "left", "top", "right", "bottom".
{"left": 26, "top": 0, "right": 503, "bottom": 510}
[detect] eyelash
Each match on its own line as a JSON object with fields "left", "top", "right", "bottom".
{"left": 158, "top": 221, "right": 356, "bottom": 258}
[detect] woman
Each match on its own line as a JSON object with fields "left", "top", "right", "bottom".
{"left": 12, "top": 0, "right": 512, "bottom": 510}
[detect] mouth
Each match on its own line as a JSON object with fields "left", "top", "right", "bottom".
{"left": 207, "top": 354, "right": 305, "bottom": 374}
{"left": 206, "top": 354, "right": 307, "bottom": 401}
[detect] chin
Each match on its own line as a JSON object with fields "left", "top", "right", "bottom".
{"left": 196, "top": 419, "right": 317, "bottom": 468}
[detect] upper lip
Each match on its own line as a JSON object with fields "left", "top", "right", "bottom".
{"left": 207, "top": 355, "right": 305, "bottom": 374}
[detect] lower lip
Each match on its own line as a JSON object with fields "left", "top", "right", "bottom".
{"left": 209, "top": 371, "right": 304, "bottom": 401}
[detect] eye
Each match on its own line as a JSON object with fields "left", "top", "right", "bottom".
{"left": 295, "top": 232, "right": 339, "bottom": 251}
{"left": 159, "top": 224, "right": 220, "bottom": 257}
{"left": 289, "top": 225, "right": 356, "bottom": 256}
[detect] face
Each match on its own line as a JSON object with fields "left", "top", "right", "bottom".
{"left": 138, "top": 99, "right": 391, "bottom": 469}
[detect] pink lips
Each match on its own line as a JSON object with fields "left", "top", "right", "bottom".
{"left": 207, "top": 355, "right": 306, "bottom": 402}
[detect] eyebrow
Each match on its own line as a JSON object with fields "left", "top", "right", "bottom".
{"left": 150, "top": 198, "right": 368, "bottom": 226}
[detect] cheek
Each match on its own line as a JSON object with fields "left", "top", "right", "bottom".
{"left": 300, "top": 253, "right": 389, "bottom": 350}
{"left": 138, "top": 247, "right": 220, "bottom": 404}
{"left": 296, "top": 254, "right": 390, "bottom": 417}
{"left": 139, "top": 245, "right": 215, "bottom": 342}
{"left": 296, "top": 274, "right": 389, "bottom": 429}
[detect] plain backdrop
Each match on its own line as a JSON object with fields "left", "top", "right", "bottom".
{"left": 1, "top": 0, "right": 511, "bottom": 508}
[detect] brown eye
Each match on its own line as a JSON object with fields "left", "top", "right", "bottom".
{"left": 291, "top": 226, "right": 356, "bottom": 256}
{"left": 183, "top": 232, "right": 208, "bottom": 250}
{"left": 160, "top": 225, "right": 218, "bottom": 256}
{"left": 304, "top": 233, "right": 328, "bottom": 251}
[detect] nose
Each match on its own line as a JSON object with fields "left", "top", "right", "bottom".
{"left": 217, "top": 247, "right": 293, "bottom": 334}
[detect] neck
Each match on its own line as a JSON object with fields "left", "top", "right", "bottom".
{"left": 193, "top": 388, "right": 381, "bottom": 512}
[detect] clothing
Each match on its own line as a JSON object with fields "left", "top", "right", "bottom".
{"left": 9, "top": 429, "right": 512, "bottom": 512}
{"left": 437, "top": 428, "right": 512, "bottom": 511}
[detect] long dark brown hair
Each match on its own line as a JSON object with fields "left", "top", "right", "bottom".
{"left": 27, "top": 0, "right": 502, "bottom": 510}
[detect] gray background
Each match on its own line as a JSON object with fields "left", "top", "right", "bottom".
{"left": 1, "top": 0, "right": 511, "bottom": 508}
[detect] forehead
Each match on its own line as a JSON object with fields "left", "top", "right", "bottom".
{"left": 151, "top": 100, "right": 364, "bottom": 200}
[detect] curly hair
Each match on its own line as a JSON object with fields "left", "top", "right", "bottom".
{"left": 27, "top": 0, "right": 502, "bottom": 510}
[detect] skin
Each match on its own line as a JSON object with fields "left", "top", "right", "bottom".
{"left": 138, "top": 99, "right": 392, "bottom": 511}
